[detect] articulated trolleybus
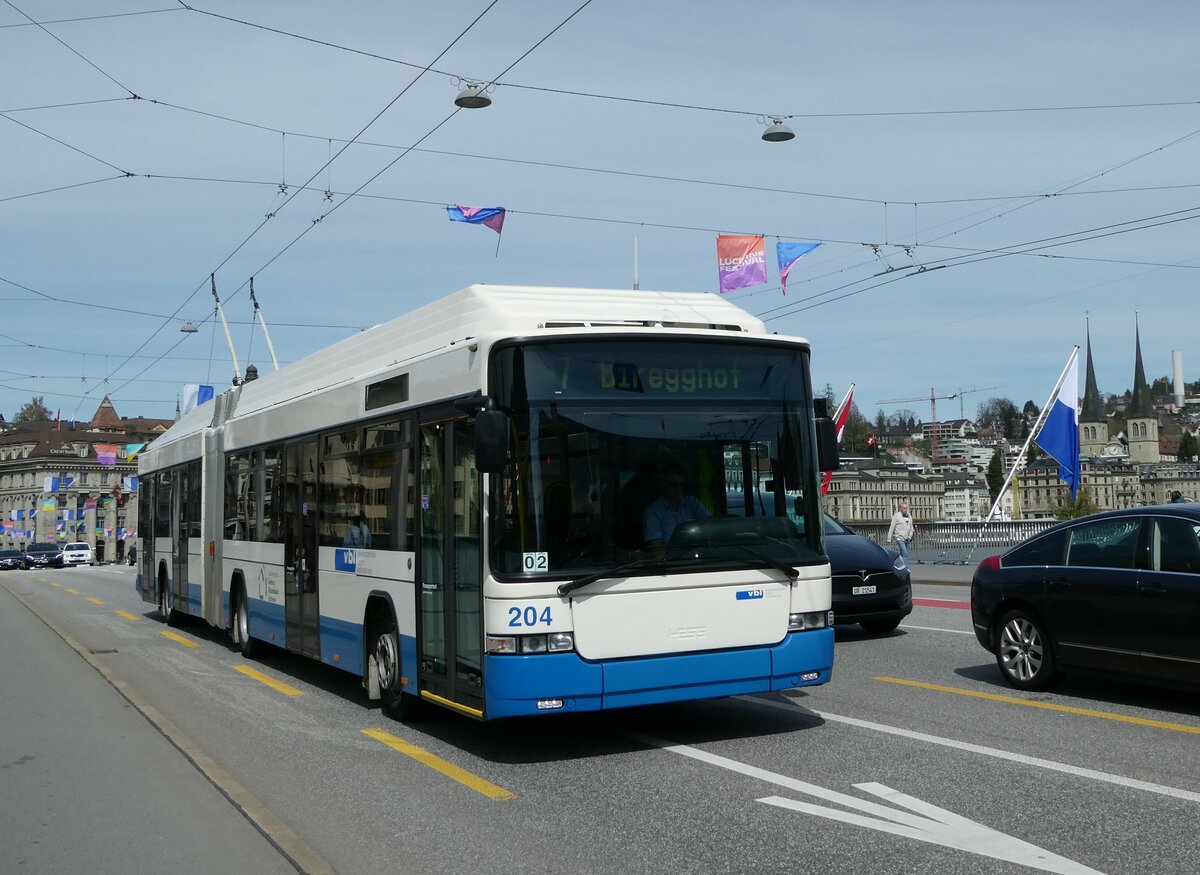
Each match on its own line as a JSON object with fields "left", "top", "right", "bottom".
{"left": 137, "top": 285, "right": 839, "bottom": 720}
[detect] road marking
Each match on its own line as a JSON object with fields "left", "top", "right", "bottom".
{"left": 876, "top": 676, "right": 1200, "bottom": 736}
{"left": 159, "top": 629, "right": 199, "bottom": 649}
{"left": 912, "top": 597, "right": 969, "bottom": 610}
{"left": 901, "top": 623, "right": 972, "bottom": 635}
{"left": 115, "top": 610, "right": 141, "bottom": 621}
{"left": 632, "top": 731, "right": 1100, "bottom": 874}
{"left": 65, "top": 587, "right": 81, "bottom": 595}
{"left": 234, "top": 664, "right": 303, "bottom": 697}
{"left": 49, "top": 581, "right": 62, "bottom": 588}
{"left": 362, "top": 728, "right": 515, "bottom": 801}
{"left": 752, "top": 697, "right": 1200, "bottom": 804}
{"left": 86, "top": 596, "right": 104, "bottom": 605}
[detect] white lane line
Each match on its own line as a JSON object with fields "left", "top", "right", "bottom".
{"left": 901, "top": 623, "right": 972, "bottom": 635}
{"left": 750, "top": 697, "right": 1200, "bottom": 804}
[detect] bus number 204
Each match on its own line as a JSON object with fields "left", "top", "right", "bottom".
{"left": 508, "top": 606, "right": 553, "bottom": 627}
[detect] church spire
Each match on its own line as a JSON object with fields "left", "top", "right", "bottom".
{"left": 1129, "top": 312, "right": 1154, "bottom": 417}
{"left": 1081, "top": 317, "right": 1105, "bottom": 421}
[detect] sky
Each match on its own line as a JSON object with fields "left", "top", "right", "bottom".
{"left": 4, "top": 1, "right": 1200, "bottom": 427}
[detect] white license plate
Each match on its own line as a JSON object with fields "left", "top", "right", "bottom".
{"left": 852, "top": 585, "right": 877, "bottom": 596}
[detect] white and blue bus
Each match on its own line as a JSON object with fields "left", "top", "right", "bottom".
{"left": 137, "top": 285, "right": 838, "bottom": 720}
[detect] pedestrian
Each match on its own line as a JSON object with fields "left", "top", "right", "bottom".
{"left": 887, "top": 500, "right": 915, "bottom": 562}
{"left": 1170, "top": 490, "right": 1186, "bottom": 503}
{"left": 127, "top": 544, "right": 137, "bottom": 566}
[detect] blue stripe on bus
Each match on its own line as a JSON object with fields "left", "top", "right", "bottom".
{"left": 248, "top": 597, "right": 286, "bottom": 646}
{"left": 319, "top": 615, "right": 365, "bottom": 676}
{"left": 482, "top": 628, "right": 834, "bottom": 719}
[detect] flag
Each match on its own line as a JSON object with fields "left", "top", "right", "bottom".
{"left": 1034, "top": 347, "right": 1081, "bottom": 499}
{"left": 867, "top": 434, "right": 876, "bottom": 447}
{"left": 123, "top": 475, "right": 138, "bottom": 492}
{"left": 96, "top": 443, "right": 118, "bottom": 466}
{"left": 84, "top": 498, "right": 97, "bottom": 510}
{"left": 821, "top": 384, "right": 855, "bottom": 495}
{"left": 41, "top": 497, "right": 56, "bottom": 514}
{"left": 447, "top": 206, "right": 506, "bottom": 234}
{"left": 125, "top": 443, "right": 145, "bottom": 461}
{"left": 716, "top": 234, "right": 767, "bottom": 293}
{"left": 43, "top": 476, "right": 58, "bottom": 493}
{"left": 183, "top": 384, "right": 214, "bottom": 415}
{"left": 776, "top": 242, "right": 820, "bottom": 295}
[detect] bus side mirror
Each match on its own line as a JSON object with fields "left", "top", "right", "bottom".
{"left": 816, "top": 416, "right": 839, "bottom": 473}
{"left": 475, "top": 409, "right": 510, "bottom": 474}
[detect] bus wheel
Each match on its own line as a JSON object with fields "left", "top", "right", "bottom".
{"left": 159, "top": 583, "right": 179, "bottom": 627}
{"left": 233, "top": 591, "right": 262, "bottom": 659}
{"left": 375, "top": 621, "right": 420, "bottom": 722}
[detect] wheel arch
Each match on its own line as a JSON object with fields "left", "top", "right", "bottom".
{"left": 362, "top": 591, "right": 399, "bottom": 681}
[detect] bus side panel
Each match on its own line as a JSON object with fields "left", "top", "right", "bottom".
{"left": 186, "top": 539, "right": 203, "bottom": 617}
{"left": 317, "top": 548, "right": 416, "bottom": 681}
{"left": 223, "top": 541, "right": 285, "bottom": 645}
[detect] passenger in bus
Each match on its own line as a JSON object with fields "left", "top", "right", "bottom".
{"left": 343, "top": 513, "right": 372, "bottom": 548}
{"left": 643, "top": 463, "right": 709, "bottom": 552}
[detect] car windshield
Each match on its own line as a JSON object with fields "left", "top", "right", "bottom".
{"left": 28, "top": 543, "right": 58, "bottom": 553}
{"left": 487, "top": 338, "right": 825, "bottom": 578}
{"left": 66, "top": 543, "right": 88, "bottom": 551}
{"left": 0, "top": 550, "right": 19, "bottom": 558}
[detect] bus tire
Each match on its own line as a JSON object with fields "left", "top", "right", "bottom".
{"left": 233, "top": 589, "right": 263, "bottom": 659}
{"left": 375, "top": 619, "right": 420, "bottom": 722}
{"left": 159, "top": 577, "right": 179, "bottom": 627}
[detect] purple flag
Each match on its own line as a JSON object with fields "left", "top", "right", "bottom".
{"left": 776, "top": 241, "right": 820, "bottom": 295}
{"left": 447, "top": 205, "right": 506, "bottom": 235}
{"left": 716, "top": 235, "right": 767, "bottom": 293}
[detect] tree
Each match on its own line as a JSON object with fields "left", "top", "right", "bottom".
{"left": 1179, "top": 432, "right": 1198, "bottom": 463}
{"left": 976, "top": 397, "right": 1022, "bottom": 439}
{"left": 14, "top": 396, "right": 52, "bottom": 422}
{"left": 1053, "top": 488, "right": 1098, "bottom": 520}
{"left": 841, "top": 402, "right": 872, "bottom": 452}
{"left": 986, "top": 452, "right": 1004, "bottom": 501}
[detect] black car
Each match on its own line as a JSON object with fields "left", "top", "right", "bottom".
{"left": 971, "top": 504, "right": 1200, "bottom": 691}
{"left": 825, "top": 514, "right": 912, "bottom": 634}
{"left": 0, "top": 549, "right": 23, "bottom": 570}
{"left": 23, "top": 542, "right": 64, "bottom": 569}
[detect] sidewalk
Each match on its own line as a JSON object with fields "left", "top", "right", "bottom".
{"left": 907, "top": 561, "right": 975, "bottom": 586}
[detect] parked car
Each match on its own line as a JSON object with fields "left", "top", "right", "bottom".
{"left": 62, "top": 542, "right": 94, "bottom": 567}
{"left": 0, "top": 549, "right": 23, "bottom": 570}
{"left": 23, "top": 542, "right": 64, "bottom": 569}
{"left": 971, "top": 505, "right": 1200, "bottom": 691}
{"left": 825, "top": 514, "right": 912, "bottom": 634}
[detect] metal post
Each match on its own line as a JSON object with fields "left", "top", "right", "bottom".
{"left": 211, "top": 274, "right": 242, "bottom": 384}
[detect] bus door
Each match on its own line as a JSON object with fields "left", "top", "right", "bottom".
{"left": 418, "top": 414, "right": 483, "bottom": 716}
{"left": 171, "top": 468, "right": 189, "bottom": 613}
{"left": 283, "top": 440, "right": 320, "bottom": 658}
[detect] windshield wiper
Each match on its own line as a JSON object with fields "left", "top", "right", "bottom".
{"left": 558, "top": 557, "right": 665, "bottom": 597}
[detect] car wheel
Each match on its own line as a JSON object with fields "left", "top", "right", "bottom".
{"left": 233, "top": 592, "right": 262, "bottom": 658}
{"left": 375, "top": 619, "right": 420, "bottom": 722}
{"left": 860, "top": 616, "right": 902, "bottom": 635}
{"left": 995, "top": 608, "right": 1059, "bottom": 691}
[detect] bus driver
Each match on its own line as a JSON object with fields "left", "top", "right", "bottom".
{"left": 643, "top": 463, "right": 709, "bottom": 552}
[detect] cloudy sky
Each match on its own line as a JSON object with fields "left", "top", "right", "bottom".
{"left": 3, "top": 1, "right": 1198, "bottom": 426}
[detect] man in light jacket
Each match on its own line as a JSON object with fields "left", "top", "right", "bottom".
{"left": 887, "top": 500, "right": 915, "bottom": 561}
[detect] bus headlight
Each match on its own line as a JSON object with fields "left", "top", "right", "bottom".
{"left": 521, "top": 636, "right": 549, "bottom": 654}
{"left": 489, "top": 633, "right": 575, "bottom": 654}
{"left": 548, "top": 632, "right": 574, "bottom": 652}
{"left": 789, "top": 611, "right": 830, "bottom": 631}
{"left": 485, "top": 635, "right": 518, "bottom": 654}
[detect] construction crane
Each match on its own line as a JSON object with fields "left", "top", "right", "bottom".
{"left": 876, "top": 386, "right": 1001, "bottom": 464}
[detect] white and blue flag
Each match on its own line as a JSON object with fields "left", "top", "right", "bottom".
{"left": 1035, "top": 347, "right": 1081, "bottom": 499}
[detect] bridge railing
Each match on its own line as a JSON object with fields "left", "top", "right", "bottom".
{"left": 844, "top": 520, "right": 1058, "bottom": 565}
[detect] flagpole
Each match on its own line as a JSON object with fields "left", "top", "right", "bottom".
{"left": 967, "top": 346, "right": 1078, "bottom": 563}
{"left": 633, "top": 236, "right": 640, "bottom": 290}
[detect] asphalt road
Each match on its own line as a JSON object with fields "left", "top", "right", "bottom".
{"left": 2, "top": 564, "right": 1197, "bottom": 875}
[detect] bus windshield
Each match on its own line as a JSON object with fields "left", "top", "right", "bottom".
{"left": 488, "top": 338, "right": 825, "bottom": 579}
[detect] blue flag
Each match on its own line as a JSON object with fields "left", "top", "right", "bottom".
{"left": 447, "top": 206, "right": 505, "bottom": 234}
{"left": 776, "top": 242, "right": 820, "bottom": 295}
{"left": 1034, "top": 348, "right": 1081, "bottom": 499}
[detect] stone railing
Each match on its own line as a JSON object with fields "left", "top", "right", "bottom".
{"left": 845, "top": 519, "right": 1058, "bottom": 564}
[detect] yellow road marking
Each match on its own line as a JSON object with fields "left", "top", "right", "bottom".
{"left": 115, "top": 610, "right": 141, "bottom": 621}
{"left": 876, "top": 676, "right": 1200, "bottom": 736}
{"left": 362, "top": 728, "right": 515, "bottom": 800}
{"left": 233, "top": 665, "right": 303, "bottom": 697}
{"left": 65, "top": 588, "right": 80, "bottom": 595}
{"left": 86, "top": 597, "right": 104, "bottom": 605}
{"left": 160, "top": 629, "right": 199, "bottom": 649}
{"left": 50, "top": 581, "right": 62, "bottom": 588}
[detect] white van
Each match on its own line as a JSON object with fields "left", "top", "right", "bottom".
{"left": 62, "top": 542, "right": 93, "bottom": 567}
